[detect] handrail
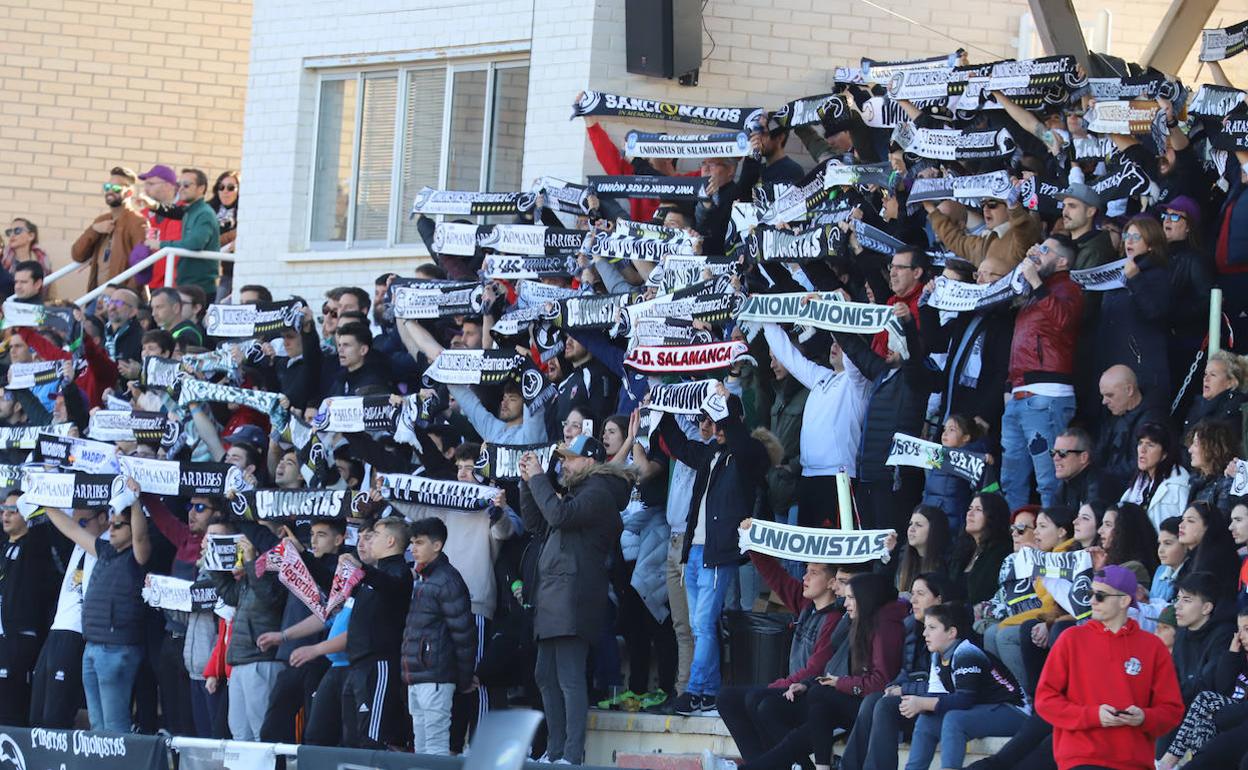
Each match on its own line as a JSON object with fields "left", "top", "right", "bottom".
{"left": 74, "top": 247, "right": 237, "bottom": 307}
{"left": 169, "top": 736, "right": 299, "bottom": 756}
{"left": 43, "top": 259, "right": 88, "bottom": 289}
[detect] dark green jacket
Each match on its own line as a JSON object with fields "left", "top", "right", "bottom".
{"left": 159, "top": 197, "right": 220, "bottom": 294}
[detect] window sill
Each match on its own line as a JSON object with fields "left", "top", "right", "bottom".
{"left": 280, "top": 245, "right": 433, "bottom": 263}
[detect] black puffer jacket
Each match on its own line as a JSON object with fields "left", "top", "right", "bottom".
{"left": 212, "top": 558, "right": 286, "bottom": 666}
{"left": 1093, "top": 400, "right": 1167, "bottom": 500}
{"left": 1183, "top": 388, "right": 1247, "bottom": 449}
{"left": 520, "top": 463, "right": 631, "bottom": 641}
{"left": 400, "top": 552, "right": 476, "bottom": 690}
{"left": 837, "top": 318, "right": 935, "bottom": 484}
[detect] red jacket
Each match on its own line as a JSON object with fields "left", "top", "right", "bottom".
{"left": 1007, "top": 270, "right": 1084, "bottom": 388}
{"left": 17, "top": 327, "right": 117, "bottom": 410}
{"left": 585, "top": 123, "right": 700, "bottom": 223}
{"left": 203, "top": 617, "right": 233, "bottom": 680}
{"left": 871, "top": 285, "right": 923, "bottom": 359}
{"left": 749, "top": 551, "right": 843, "bottom": 689}
{"left": 1035, "top": 618, "right": 1184, "bottom": 770}
{"left": 833, "top": 599, "right": 908, "bottom": 696}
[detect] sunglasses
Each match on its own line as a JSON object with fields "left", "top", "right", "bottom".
{"left": 102, "top": 183, "right": 126, "bottom": 193}
{"left": 1011, "top": 523, "right": 1034, "bottom": 534}
{"left": 178, "top": 181, "right": 199, "bottom": 189}
{"left": 0, "top": 505, "right": 18, "bottom": 514}
{"left": 216, "top": 184, "right": 237, "bottom": 192}
{"left": 1049, "top": 448, "right": 1087, "bottom": 459}
{"left": 982, "top": 200, "right": 1004, "bottom": 209}
{"left": 3, "top": 227, "right": 27, "bottom": 237}
{"left": 1091, "top": 590, "right": 1127, "bottom": 603}
{"left": 1161, "top": 212, "right": 1186, "bottom": 223}
{"left": 190, "top": 503, "right": 214, "bottom": 513}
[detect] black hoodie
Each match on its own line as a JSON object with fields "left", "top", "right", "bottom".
{"left": 1173, "top": 604, "right": 1236, "bottom": 704}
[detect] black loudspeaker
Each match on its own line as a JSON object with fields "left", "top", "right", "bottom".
{"left": 625, "top": 0, "right": 703, "bottom": 80}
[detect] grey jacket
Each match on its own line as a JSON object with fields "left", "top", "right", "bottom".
{"left": 212, "top": 559, "right": 286, "bottom": 666}
{"left": 520, "top": 463, "right": 631, "bottom": 641}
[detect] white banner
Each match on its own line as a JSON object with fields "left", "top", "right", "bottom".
{"left": 1070, "top": 258, "right": 1128, "bottom": 291}
{"left": 646, "top": 379, "right": 727, "bottom": 418}
{"left": 739, "top": 520, "right": 895, "bottom": 563}
{"left": 624, "top": 340, "right": 748, "bottom": 373}
{"left": 1231, "top": 459, "right": 1248, "bottom": 496}
{"left": 624, "top": 130, "right": 751, "bottom": 158}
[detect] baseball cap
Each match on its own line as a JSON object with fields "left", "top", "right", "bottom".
{"left": 1060, "top": 183, "right": 1103, "bottom": 210}
{"left": 1162, "top": 195, "right": 1201, "bottom": 226}
{"left": 1157, "top": 604, "right": 1177, "bottom": 628}
{"left": 1094, "top": 565, "right": 1138, "bottom": 608}
{"left": 556, "top": 434, "right": 606, "bottom": 463}
{"left": 224, "top": 424, "right": 267, "bottom": 447}
{"left": 138, "top": 165, "right": 177, "bottom": 185}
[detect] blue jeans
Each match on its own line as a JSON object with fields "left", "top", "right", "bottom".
{"left": 82, "top": 642, "right": 144, "bottom": 732}
{"left": 1000, "top": 394, "right": 1075, "bottom": 510}
{"left": 906, "top": 702, "right": 1028, "bottom": 769}
{"left": 683, "top": 545, "right": 733, "bottom": 696}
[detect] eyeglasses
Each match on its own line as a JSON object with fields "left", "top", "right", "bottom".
{"left": 1161, "top": 212, "right": 1186, "bottom": 223}
{"left": 982, "top": 200, "right": 1004, "bottom": 209}
{"left": 1091, "top": 590, "right": 1127, "bottom": 603}
{"left": 107, "top": 298, "right": 135, "bottom": 308}
{"left": 888, "top": 263, "right": 917, "bottom": 271}
{"left": 1010, "top": 523, "right": 1035, "bottom": 534}
{"left": 215, "top": 184, "right": 237, "bottom": 192}
{"left": 1049, "top": 448, "right": 1087, "bottom": 459}
{"left": 102, "top": 183, "right": 126, "bottom": 193}
{"left": 561, "top": 420, "right": 582, "bottom": 428}
{"left": 3, "top": 227, "right": 27, "bottom": 237}
{"left": 1122, "top": 232, "right": 1143, "bottom": 242}
{"left": 1033, "top": 243, "right": 1051, "bottom": 255}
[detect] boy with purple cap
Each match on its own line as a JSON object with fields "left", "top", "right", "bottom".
{"left": 132, "top": 164, "right": 182, "bottom": 288}
{"left": 1035, "top": 565, "right": 1184, "bottom": 770}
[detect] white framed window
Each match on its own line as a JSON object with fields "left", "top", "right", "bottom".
{"left": 307, "top": 59, "right": 530, "bottom": 250}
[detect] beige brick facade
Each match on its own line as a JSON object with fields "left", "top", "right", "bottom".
{"left": 0, "top": 0, "right": 250, "bottom": 298}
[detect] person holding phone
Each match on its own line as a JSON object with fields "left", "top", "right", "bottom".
{"left": 1035, "top": 565, "right": 1184, "bottom": 770}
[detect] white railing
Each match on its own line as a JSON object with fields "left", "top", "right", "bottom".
{"left": 43, "top": 248, "right": 238, "bottom": 306}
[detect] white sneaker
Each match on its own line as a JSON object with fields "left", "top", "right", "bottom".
{"left": 535, "top": 755, "right": 551, "bottom": 764}
{"left": 553, "top": 760, "right": 573, "bottom": 765}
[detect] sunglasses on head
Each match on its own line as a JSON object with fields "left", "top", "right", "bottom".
{"left": 102, "top": 183, "right": 126, "bottom": 193}
{"left": 215, "top": 184, "right": 237, "bottom": 192}
{"left": 3, "top": 227, "right": 27, "bottom": 237}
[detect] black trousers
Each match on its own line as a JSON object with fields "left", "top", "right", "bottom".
{"left": 618, "top": 564, "right": 677, "bottom": 695}
{"left": 797, "top": 475, "right": 841, "bottom": 528}
{"left": 1185, "top": 721, "right": 1248, "bottom": 769}
{"left": 260, "top": 656, "right": 329, "bottom": 743}
{"left": 854, "top": 471, "right": 922, "bottom": 533}
{"left": 741, "top": 686, "right": 862, "bottom": 770}
{"left": 0, "top": 634, "right": 43, "bottom": 727}
{"left": 718, "top": 686, "right": 808, "bottom": 763}
{"left": 158, "top": 633, "right": 194, "bottom": 736}
{"left": 840, "top": 691, "right": 912, "bottom": 770}
{"left": 30, "top": 630, "right": 84, "bottom": 728}
{"left": 964, "top": 713, "right": 1055, "bottom": 770}
{"left": 344, "top": 657, "right": 408, "bottom": 749}
{"left": 305, "top": 665, "right": 352, "bottom": 747}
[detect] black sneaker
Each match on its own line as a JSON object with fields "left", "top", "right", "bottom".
{"left": 673, "top": 691, "right": 700, "bottom": 716}
{"left": 698, "top": 694, "right": 718, "bottom": 716}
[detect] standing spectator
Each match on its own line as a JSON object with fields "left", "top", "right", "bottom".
{"left": 209, "top": 170, "right": 239, "bottom": 301}
{"left": 329, "top": 322, "right": 391, "bottom": 395}
{"left": 0, "top": 491, "right": 61, "bottom": 726}
{"left": 400, "top": 517, "right": 477, "bottom": 756}
{"left": 104, "top": 287, "right": 143, "bottom": 375}
{"left": 694, "top": 157, "right": 741, "bottom": 255}
{"left": 43, "top": 480, "right": 151, "bottom": 733}
{"left": 342, "top": 516, "right": 413, "bottom": 748}
{"left": 518, "top": 435, "right": 630, "bottom": 764}
{"left": 72, "top": 167, "right": 148, "bottom": 292}
{"left": 11, "top": 261, "right": 44, "bottom": 304}
{"left": 144, "top": 168, "right": 221, "bottom": 295}
{"left": 1160, "top": 197, "right": 1214, "bottom": 403}
{"left": 1000, "top": 236, "right": 1084, "bottom": 510}
{"left": 29, "top": 507, "right": 108, "bottom": 728}
{"left": 1095, "top": 217, "right": 1172, "bottom": 407}
{"left": 2, "top": 218, "right": 49, "bottom": 274}
{"left": 208, "top": 530, "right": 286, "bottom": 741}
{"left": 1035, "top": 565, "right": 1184, "bottom": 770}
{"left": 131, "top": 164, "right": 183, "bottom": 289}
{"left": 656, "top": 388, "right": 768, "bottom": 717}
{"left": 150, "top": 287, "right": 205, "bottom": 351}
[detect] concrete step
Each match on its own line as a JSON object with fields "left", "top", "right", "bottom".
{"left": 585, "top": 710, "right": 1010, "bottom": 768}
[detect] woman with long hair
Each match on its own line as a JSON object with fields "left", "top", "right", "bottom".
{"left": 841, "top": 573, "right": 951, "bottom": 770}
{"left": 948, "top": 493, "right": 1012, "bottom": 607}
{"left": 1071, "top": 499, "right": 1105, "bottom": 550}
{"left": 1186, "top": 418, "right": 1237, "bottom": 513}
{"left": 741, "top": 574, "right": 907, "bottom": 770}
{"left": 1178, "top": 502, "right": 1241, "bottom": 601}
{"left": 2, "top": 217, "right": 49, "bottom": 274}
{"left": 1096, "top": 215, "right": 1173, "bottom": 401}
{"left": 1119, "top": 421, "right": 1191, "bottom": 529}
{"left": 895, "top": 506, "right": 951, "bottom": 595}
{"left": 1096, "top": 502, "right": 1160, "bottom": 574}
{"left": 208, "top": 170, "right": 239, "bottom": 300}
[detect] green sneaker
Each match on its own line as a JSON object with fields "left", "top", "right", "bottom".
{"left": 638, "top": 689, "right": 669, "bottom": 710}
{"left": 595, "top": 690, "right": 640, "bottom": 710}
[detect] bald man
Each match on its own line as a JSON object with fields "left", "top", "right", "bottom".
{"left": 104, "top": 287, "right": 144, "bottom": 377}
{"left": 1093, "top": 365, "right": 1166, "bottom": 499}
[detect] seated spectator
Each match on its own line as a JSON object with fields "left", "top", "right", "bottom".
{"left": 1119, "top": 421, "right": 1191, "bottom": 530}
{"left": 902, "top": 603, "right": 1027, "bottom": 770}
{"left": 2, "top": 218, "right": 49, "bottom": 274}
{"left": 892, "top": 505, "right": 951, "bottom": 597}
{"left": 948, "top": 493, "right": 1013, "bottom": 605}
{"left": 1176, "top": 503, "right": 1242, "bottom": 601}
{"left": 1095, "top": 365, "right": 1166, "bottom": 500}
{"left": 1153, "top": 515, "right": 1188, "bottom": 605}
{"left": 1053, "top": 426, "right": 1104, "bottom": 509}
{"left": 1172, "top": 572, "right": 1236, "bottom": 706}
{"left": 1186, "top": 418, "right": 1238, "bottom": 512}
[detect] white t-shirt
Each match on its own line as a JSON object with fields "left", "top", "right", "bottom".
{"left": 50, "top": 545, "right": 98, "bottom": 634}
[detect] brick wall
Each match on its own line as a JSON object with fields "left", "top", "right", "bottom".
{"left": 0, "top": 0, "right": 251, "bottom": 298}
{"left": 235, "top": 0, "right": 1248, "bottom": 304}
